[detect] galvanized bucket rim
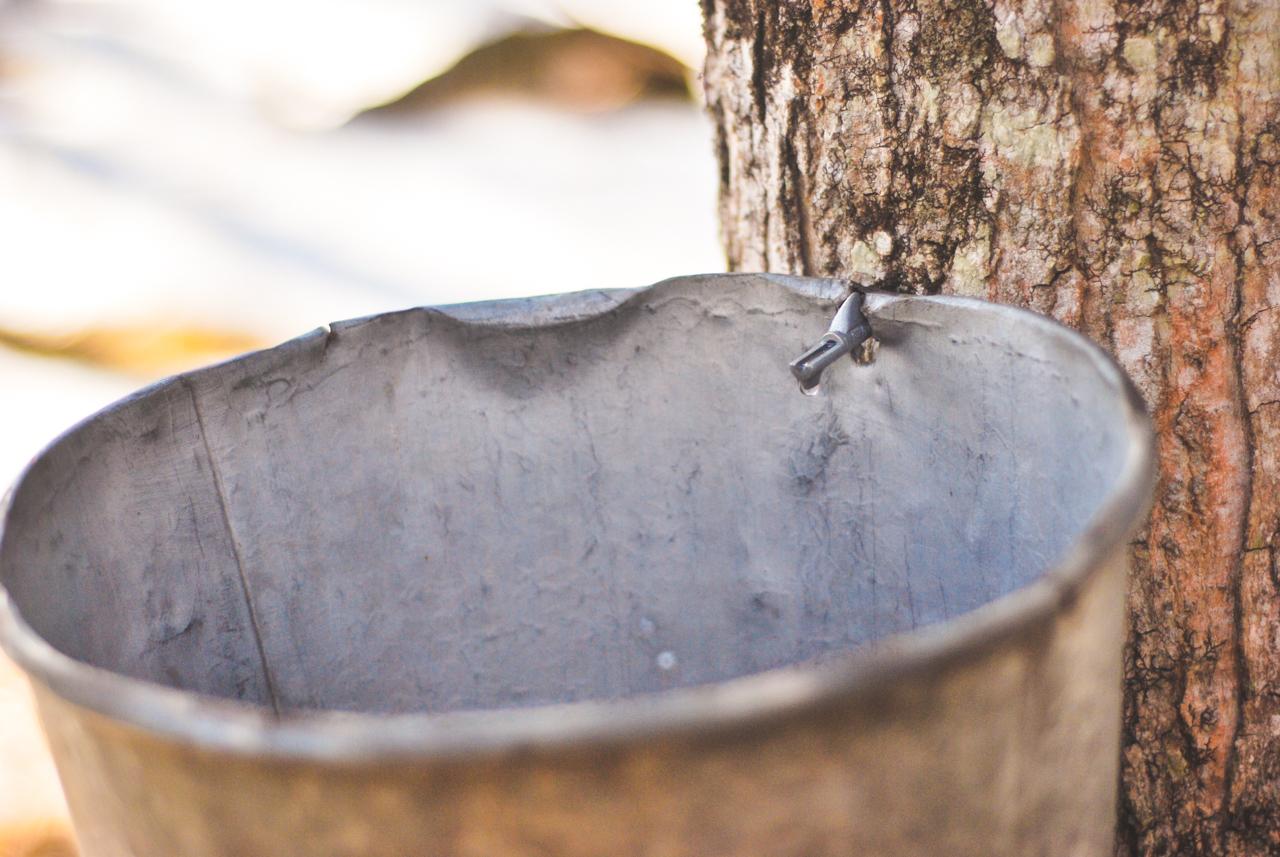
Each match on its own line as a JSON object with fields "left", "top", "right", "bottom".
{"left": 0, "top": 273, "right": 1156, "bottom": 761}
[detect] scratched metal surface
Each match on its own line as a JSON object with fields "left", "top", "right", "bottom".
{"left": 0, "top": 273, "right": 1154, "bottom": 856}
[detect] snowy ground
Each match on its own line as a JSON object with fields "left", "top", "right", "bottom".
{"left": 0, "top": 0, "right": 723, "bottom": 484}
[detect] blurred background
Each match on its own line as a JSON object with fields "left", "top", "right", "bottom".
{"left": 0, "top": 0, "right": 722, "bottom": 488}
{"left": 0, "top": 1, "right": 720, "bottom": 852}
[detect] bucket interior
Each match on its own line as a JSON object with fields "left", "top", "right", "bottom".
{"left": 0, "top": 276, "right": 1137, "bottom": 715}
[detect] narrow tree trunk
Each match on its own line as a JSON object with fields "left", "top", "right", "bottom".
{"left": 701, "top": 1, "right": 1280, "bottom": 853}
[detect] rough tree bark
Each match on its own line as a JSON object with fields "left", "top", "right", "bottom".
{"left": 700, "top": 1, "right": 1280, "bottom": 854}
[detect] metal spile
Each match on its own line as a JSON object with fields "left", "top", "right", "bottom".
{"left": 789, "top": 291, "right": 872, "bottom": 393}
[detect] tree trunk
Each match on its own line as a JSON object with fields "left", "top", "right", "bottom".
{"left": 700, "top": 1, "right": 1280, "bottom": 853}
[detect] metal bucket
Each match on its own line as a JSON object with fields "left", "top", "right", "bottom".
{"left": 0, "top": 274, "right": 1153, "bottom": 857}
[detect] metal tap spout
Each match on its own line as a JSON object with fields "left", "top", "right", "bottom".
{"left": 788, "top": 291, "right": 872, "bottom": 393}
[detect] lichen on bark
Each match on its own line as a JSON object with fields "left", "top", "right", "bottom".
{"left": 702, "top": 0, "right": 1280, "bottom": 853}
